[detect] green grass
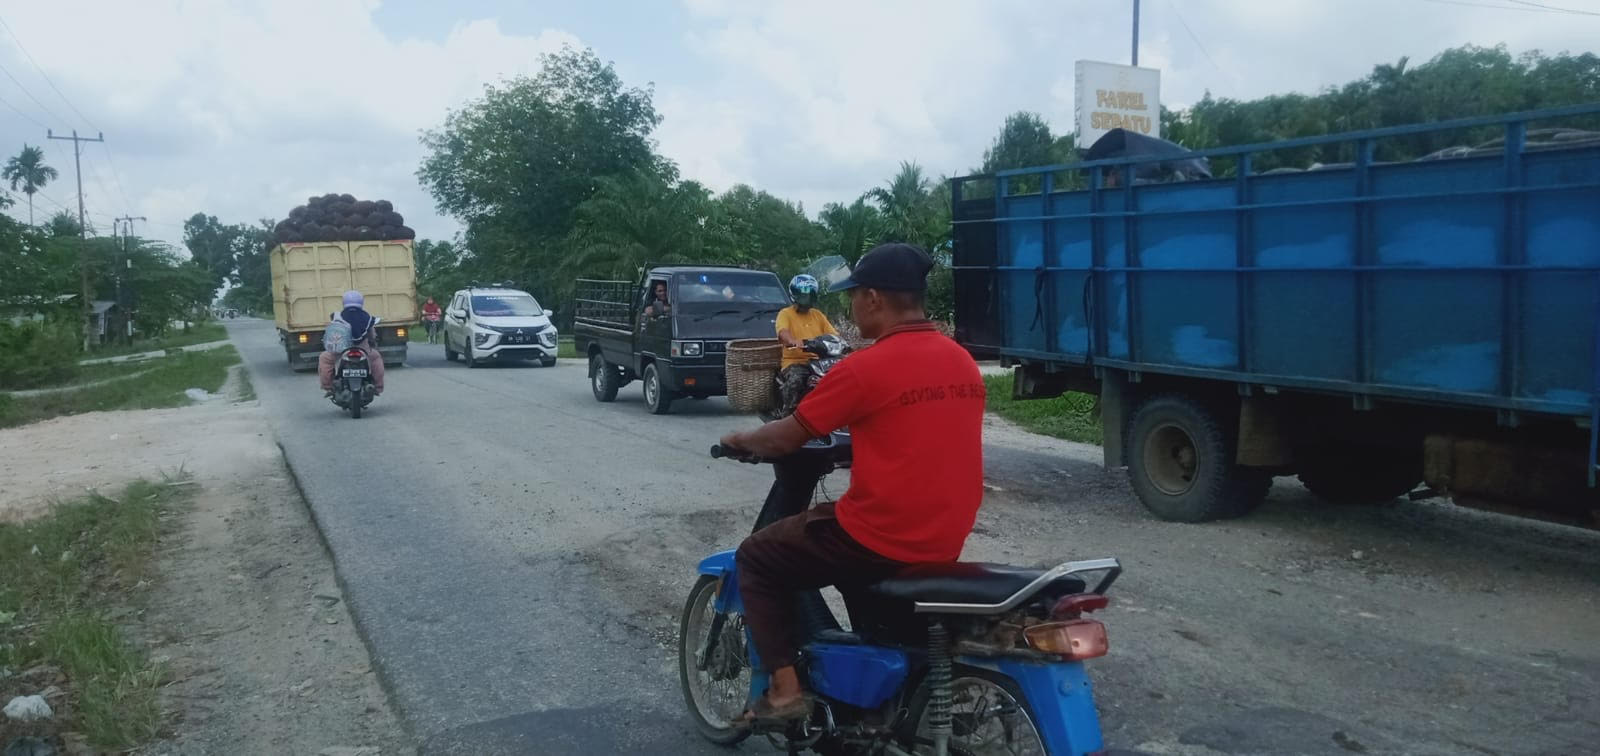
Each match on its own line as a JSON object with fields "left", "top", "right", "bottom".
{"left": 86, "top": 322, "right": 228, "bottom": 359}
{"left": 0, "top": 345, "right": 241, "bottom": 429}
{"left": 0, "top": 479, "right": 185, "bottom": 749}
{"left": 558, "top": 336, "right": 576, "bottom": 359}
{"left": 983, "top": 373, "right": 1103, "bottom": 445}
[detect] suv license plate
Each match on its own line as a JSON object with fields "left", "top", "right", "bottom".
{"left": 342, "top": 369, "right": 369, "bottom": 377}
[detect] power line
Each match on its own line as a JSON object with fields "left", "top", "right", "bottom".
{"left": 1416, "top": 0, "right": 1586, "bottom": 13}
{"left": 0, "top": 57, "right": 65, "bottom": 126}
{"left": 0, "top": 12, "right": 138, "bottom": 217}
{"left": 1505, "top": 0, "right": 1600, "bottom": 16}
{"left": 0, "top": 14, "right": 100, "bottom": 129}
{"left": 1164, "top": 0, "right": 1235, "bottom": 95}
{"left": 99, "top": 144, "right": 134, "bottom": 213}
{"left": 0, "top": 89, "right": 46, "bottom": 129}
{"left": 32, "top": 190, "right": 73, "bottom": 213}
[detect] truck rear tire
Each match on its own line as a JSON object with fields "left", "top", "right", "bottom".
{"left": 1298, "top": 448, "right": 1421, "bottom": 505}
{"left": 1126, "top": 394, "right": 1271, "bottom": 523}
{"left": 643, "top": 363, "right": 674, "bottom": 415}
{"left": 591, "top": 353, "right": 619, "bottom": 402}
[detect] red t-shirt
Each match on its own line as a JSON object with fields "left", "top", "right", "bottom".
{"left": 794, "top": 322, "right": 986, "bottom": 563}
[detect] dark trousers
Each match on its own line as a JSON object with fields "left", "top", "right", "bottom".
{"left": 735, "top": 502, "right": 907, "bottom": 669}
{"left": 774, "top": 364, "right": 812, "bottom": 419}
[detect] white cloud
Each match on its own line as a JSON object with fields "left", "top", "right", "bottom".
{"left": 0, "top": 0, "right": 578, "bottom": 249}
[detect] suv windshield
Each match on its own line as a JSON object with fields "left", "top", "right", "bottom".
{"left": 674, "top": 272, "right": 787, "bottom": 306}
{"left": 471, "top": 293, "right": 543, "bottom": 317}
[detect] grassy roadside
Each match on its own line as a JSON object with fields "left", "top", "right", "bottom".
{"left": 0, "top": 346, "right": 242, "bottom": 429}
{"left": 983, "top": 372, "right": 1103, "bottom": 445}
{"left": 85, "top": 322, "right": 228, "bottom": 359}
{"left": 0, "top": 479, "right": 188, "bottom": 749}
{"left": 558, "top": 336, "right": 576, "bottom": 359}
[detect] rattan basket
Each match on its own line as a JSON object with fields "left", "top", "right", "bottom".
{"left": 725, "top": 339, "right": 781, "bottom": 412}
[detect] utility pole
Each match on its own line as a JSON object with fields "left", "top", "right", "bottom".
{"left": 115, "top": 215, "right": 146, "bottom": 344}
{"left": 1132, "top": 0, "right": 1141, "bottom": 66}
{"left": 47, "top": 129, "right": 106, "bottom": 351}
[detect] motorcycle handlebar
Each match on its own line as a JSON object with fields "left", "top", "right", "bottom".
{"left": 709, "top": 444, "right": 763, "bottom": 464}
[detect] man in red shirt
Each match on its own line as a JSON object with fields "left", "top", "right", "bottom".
{"left": 421, "top": 296, "right": 443, "bottom": 344}
{"left": 718, "top": 243, "right": 986, "bottom": 726}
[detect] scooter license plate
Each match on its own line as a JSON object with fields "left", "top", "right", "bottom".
{"left": 342, "top": 368, "right": 368, "bottom": 378}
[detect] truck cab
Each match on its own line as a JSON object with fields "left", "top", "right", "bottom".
{"left": 574, "top": 266, "right": 788, "bottom": 414}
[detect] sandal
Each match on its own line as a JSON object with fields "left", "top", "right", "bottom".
{"left": 738, "top": 693, "right": 814, "bottom": 730}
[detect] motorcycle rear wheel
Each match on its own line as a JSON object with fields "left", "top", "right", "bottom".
{"left": 908, "top": 664, "right": 1048, "bottom": 755}
{"left": 679, "top": 575, "right": 752, "bottom": 746}
{"left": 349, "top": 401, "right": 361, "bottom": 419}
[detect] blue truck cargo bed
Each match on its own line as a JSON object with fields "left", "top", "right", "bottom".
{"left": 952, "top": 105, "right": 1600, "bottom": 421}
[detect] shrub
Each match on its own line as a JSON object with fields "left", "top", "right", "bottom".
{"left": 0, "top": 320, "right": 81, "bottom": 390}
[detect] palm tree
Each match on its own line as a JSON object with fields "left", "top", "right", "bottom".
{"left": 868, "top": 161, "right": 946, "bottom": 250}
{"left": 818, "top": 197, "right": 884, "bottom": 262}
{"left": 3, "top": 145, "right": 59, "bottom": 226}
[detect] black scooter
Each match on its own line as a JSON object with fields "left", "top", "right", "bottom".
{"left": 330, "top": 348, "right": 377, "bottom": 418}
{"left": 761, "top": 334, "right": 851, "bottom": 423}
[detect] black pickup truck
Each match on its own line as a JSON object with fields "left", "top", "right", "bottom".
{"left": 573, "top": 265, "right": 789, "bottom": 414}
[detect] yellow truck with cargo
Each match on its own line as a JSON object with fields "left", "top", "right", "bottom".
{"left": 269, "top": 239, "right": 417, "bottom": 370}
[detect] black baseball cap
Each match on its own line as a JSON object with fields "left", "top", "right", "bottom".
{"left": 831, "top": 243, "right": 933, "bottom": 292}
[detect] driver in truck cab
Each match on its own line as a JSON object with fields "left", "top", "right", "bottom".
{"left": 773, "top": 273, "right": 838, "bottom": 418}
{"left": 718, "top": 243, "right": 986, "bottom": 728}
{"left": 642, "top": 281, "right": 670, "bottom": 320}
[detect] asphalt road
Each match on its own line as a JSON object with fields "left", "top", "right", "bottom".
{"left": 227, "top": 318, "right": 1600, "bottom": 755}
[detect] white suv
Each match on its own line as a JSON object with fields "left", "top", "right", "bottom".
{"left": 442, "top": 287, "right": 559, "bottom": 368}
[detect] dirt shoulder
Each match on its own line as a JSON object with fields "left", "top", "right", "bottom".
{"left": 0, "top": 390, "right": 409, "bottom": 754}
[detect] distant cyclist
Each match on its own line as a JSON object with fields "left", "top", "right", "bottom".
{"left": 421, "top": 296, "right": 443, "bottom": 344}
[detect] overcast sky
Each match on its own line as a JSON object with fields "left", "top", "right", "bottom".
{"left": 1, "top": 0, "right": 1596, "bottom": 254}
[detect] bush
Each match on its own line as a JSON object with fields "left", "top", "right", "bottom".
{"left": 0, "top": 320, "right": 82, "bottom": 390}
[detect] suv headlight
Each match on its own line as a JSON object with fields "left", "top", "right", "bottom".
{"left": 670, "top": 340, "right": 703, "bottom": 358}
{"left": 474, "top": 331, "right": 496, "bottom": 346}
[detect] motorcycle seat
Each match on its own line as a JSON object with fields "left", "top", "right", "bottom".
{"left": 863, "top": 562, "right": 1087, "bottom": 609}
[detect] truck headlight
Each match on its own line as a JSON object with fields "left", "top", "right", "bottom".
{"left": 671, "top": 340, "right": 703, "bottom": 357}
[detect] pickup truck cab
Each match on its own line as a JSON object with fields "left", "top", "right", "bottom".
{"left": 573, "top": 266, "right": 788, "bottom": 414}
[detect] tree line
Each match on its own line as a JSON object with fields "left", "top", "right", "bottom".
{"left": 181, "top": 42, "right": 1600, "bottom": 327}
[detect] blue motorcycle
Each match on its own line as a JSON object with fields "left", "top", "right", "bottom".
{"left": 679, "top": 432, "right": 1121, "bottom": 755}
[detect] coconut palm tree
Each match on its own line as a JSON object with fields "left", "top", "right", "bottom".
{"left": 3, "top": 144, "right": 59, "bottom": 226}
{"left": 818, "top": 197, "right": 884, "bottom": 262}
{"left": 867, "top": 161, "right": 948, "bottom": 250}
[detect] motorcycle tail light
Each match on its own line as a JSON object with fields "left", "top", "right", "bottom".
{"left": 344, "top": 349, "right": 365, "bottom": 360}
{"left": 1024, "top": 619, "right": 1108, "bottom": 660}
{"left": 1050, "top": 593, "right": 1110, "bottom": 620}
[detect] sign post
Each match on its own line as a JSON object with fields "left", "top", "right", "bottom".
{"left": 1075, "top": 60, "right": 1161, "bottom": 145}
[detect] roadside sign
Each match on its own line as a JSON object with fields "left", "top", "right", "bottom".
{"left": 1075, "top": 60, "right": 1161, "bottom": 144}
